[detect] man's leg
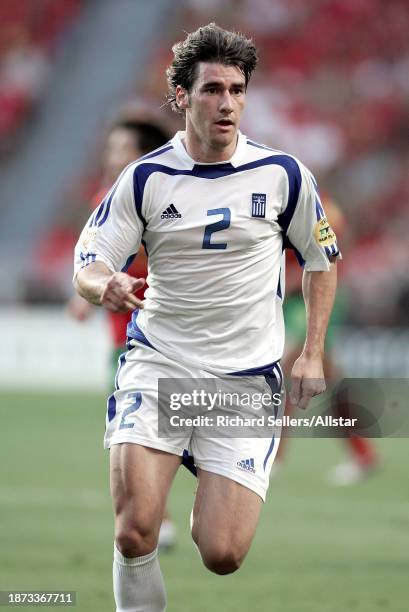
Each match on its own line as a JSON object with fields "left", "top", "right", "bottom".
{"left": 111, "top": 443, "right": 181, "bottom": 612}
{"left": 191, "top": 469, "right": 263, "bottom": 575}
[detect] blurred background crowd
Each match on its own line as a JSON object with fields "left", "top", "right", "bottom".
{"left": 0, "top": 0, "right": 408, "bottom": 380}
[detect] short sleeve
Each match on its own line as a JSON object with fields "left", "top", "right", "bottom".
{"left": 279, "top": 160, "right": 340, "bottom": 271}
{"left": 73, "top": 165, "right": 143, "bottom": 279}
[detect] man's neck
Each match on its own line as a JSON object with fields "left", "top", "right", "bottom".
{"left": 182, "top": 131, "right": 238, "bottom": 163}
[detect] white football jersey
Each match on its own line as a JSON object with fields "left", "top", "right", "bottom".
{"left": 74, "top": 131, "right": 339, "bottom": 374}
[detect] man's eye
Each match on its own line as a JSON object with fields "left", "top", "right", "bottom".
{"left": 207, "top": 88, "right": 217, "bottom": 94}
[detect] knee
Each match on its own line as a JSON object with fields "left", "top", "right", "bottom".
{"left": 116, "top": 527, "right": 156, "bottom": 558}
{"left": 115, "top": 518, "right": 157, "bottom": 558}
{"left": 201, "top": 546, "right": 244, "bottom": 575}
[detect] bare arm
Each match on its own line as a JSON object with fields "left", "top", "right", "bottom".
{"left": 74, "top": 261, "right": 145, "bottom": 312}
{"left": 289, "top": 263, "right": 337, "bottom": 409}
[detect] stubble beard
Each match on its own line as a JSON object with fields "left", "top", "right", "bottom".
{"left": 207, "top": 124, "right": 238, "bottom": 152}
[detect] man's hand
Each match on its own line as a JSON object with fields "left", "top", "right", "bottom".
{"left": 289, "top": 265, "right": 337, "bottom": 410}
{"left": 289, "top": 352, "right": 326, "bottom": 410}
{"left": 101, "top": 272, "right": 145, "bottom": 312}
{"left": 74, "top": 261, "right": 145, "bottom": 311}
{"left": 67, "top": 293, "right": 94, "bottom": 321}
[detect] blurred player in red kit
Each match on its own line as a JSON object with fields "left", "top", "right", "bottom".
{"left": 280, "top": 194, "right": 380, "bottom": 485}
{"left": 68, "top": 115, "right": 177, "bottom": 546}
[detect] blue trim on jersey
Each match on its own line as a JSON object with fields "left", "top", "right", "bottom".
{"left": 92, "top": 194, "right": 109, "bottom": 227}
{"left": 315, "top": 193, "right": 340, "bottom": 259}
{"left": 88, "top": 204, "right": 100, "bottom": 228}
{"left": 89, "top": 184, "right": 117, "bottom": 228}
{"left": 141, "top": 238, "right": 149, "bottom": 257}
{"left": 96, "top": 186, "right": 117, "bottom": 227}
{"left": 127, "top": 312, "right": 156, "bottom": 350}
{"left": 248, "top": 140, "right": 303, "bottom": 233}
{"left": 263, "top": 434, "right": 276, "bottom": 471}
{"left": 315, "top": 195, "right": 325, "bottom": 220}
{"left": 115, "top": 353, "right": 127, "bottom": 390}
{"left": 277, "top": 264, "right": 282, "bottom": 299}
{"left": 80, "top": 252, "right": 97, "bottom": 268}
{"left": 91, "top": 197, "right": 107, "bottom": 228}
{"left": 132, "top": 154, "right": 302, "bottom": 232}
{"left": 227, "top": 359, "right": 281, "bottom": 377}
{"left": 138, "top": 143, "right": 173, "bottom": 161}
{"left": 277, "top": 276, "right": 282, "bottom": 299}
{"left": 282, "top": 235, "right": 305, "bottom": 267}
{"left": 96, "top": 198, "right": 112, "bottom": 227}
{"left": 107, "top": 394, "right": 116, "bottom": 423}
{"left": 133, "top": 170, "right": 148, "bottom": 229}
{"left": 247, "top": 139, "right": 279, "bottom": 153}
{"left": 106, "top": 351, "right": 127, "bottom": 423}
{"left": 276, "top": 163, "right": 302, "bottom": 233}
{"left": 265, "top": 365, "right": 282, "bottom": 389}
{"left": 121, "top": 252, "right": 137, "bottom": 273}
{"left": 89, "top": 163, "right": 132, "bottom": 229}
{"left": 264, "top": 367, "right": 282, "bottom": 407}
{"left": 133, "top": 146, "right": 174, "bottom": 228}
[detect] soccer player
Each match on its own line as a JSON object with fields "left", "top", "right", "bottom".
{"left": 69, "top": 117, "right": 177, "bottom": 549}
{"left": 69, "top": 117, "right": 170, "bottom": 373}
{"left": 73, "top": 23, "right": 339, "bottom": 612}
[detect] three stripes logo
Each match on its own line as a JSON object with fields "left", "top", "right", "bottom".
{"left": 236, "top": 457, "right": 256, "bottom": 474}
{"left": 251, "top": 193, "right": 266, "bottom": 218}
{"left": 161, "top": 204, "right": 182, "bottom": 219}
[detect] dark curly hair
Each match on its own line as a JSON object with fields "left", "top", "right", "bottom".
{"left": 111, "top": 119, "right": 169, "bottom": 154}
{"left": 166, "top": 23, "right": 258, "bottom": 114}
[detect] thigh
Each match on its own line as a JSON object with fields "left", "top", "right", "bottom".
{"left": 105, "top": 341, "right": 192, "bottom": 455}
{"left": 111, "top": 442, "right": 181, "bottom": 536}
{"left": 192, "top": 469, "right": 263, "bottom": 558}
{"left": 191, "top": 370, "right": 284, "bottom": 501}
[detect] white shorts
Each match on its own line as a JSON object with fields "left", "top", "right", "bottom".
{"left": 104, "top": 340, "right": 284, "bottom": 501}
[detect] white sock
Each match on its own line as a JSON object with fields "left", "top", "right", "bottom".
{"left": 113, "top": 545, "right": 166, "bottom": 612}
{"left": 158, "top": 519, "right": 176, "bottom": 550}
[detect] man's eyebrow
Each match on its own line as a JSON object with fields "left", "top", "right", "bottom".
{"left": 200, "top": 80, "right": 245, "bottom": 89}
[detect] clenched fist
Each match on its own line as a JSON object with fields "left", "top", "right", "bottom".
{"left": 101, "top": 272, "right": 146, "bottom": 312}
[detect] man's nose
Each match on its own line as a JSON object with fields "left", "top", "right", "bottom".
{"left": 219, "top": 91, "right": 233, "bottom": 112}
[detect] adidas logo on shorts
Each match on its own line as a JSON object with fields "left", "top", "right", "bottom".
{"left": 161, "top": 204, "right": 182, "bottom": 219}
{"left": 237, "top": 458, "right": 256, "bottom": 474}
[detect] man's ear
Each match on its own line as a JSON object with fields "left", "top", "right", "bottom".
{"left": 175, "top": 85, "right": 190, "bottom": 110}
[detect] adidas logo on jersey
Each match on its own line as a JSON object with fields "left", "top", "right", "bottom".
{"left": 237, "top": 458, "right": 256, "bottom": 474}
{"left": 161, "top": 204, "right": 182, "bottom": 219}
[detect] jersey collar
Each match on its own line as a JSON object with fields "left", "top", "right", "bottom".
{"left": 171, "top": 130, "right": 247, "bottom": 168}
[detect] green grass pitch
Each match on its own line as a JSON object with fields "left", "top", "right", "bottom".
{"left": 1, "top": 391, "right": 408, "bottom": 611}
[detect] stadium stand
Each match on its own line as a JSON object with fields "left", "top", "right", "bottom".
{"left": 0, "top": 0, "right": 83, "bottom": 149}
{"left": 1, "top": 0, "right": 409, "bottom": 331}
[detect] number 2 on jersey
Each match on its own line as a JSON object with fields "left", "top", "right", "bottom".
{"left": 202, "top": 208, "right": 231, "bottom": 250}
{"left": 119, "top": 392, "right": 142, "bottom": 429}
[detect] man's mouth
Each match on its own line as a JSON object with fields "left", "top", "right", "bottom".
{"left": 215, "top": 119, "right": 234, "bottom": 126}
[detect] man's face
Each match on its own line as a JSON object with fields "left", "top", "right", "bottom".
{"left": 177, "top": 62, "right": 246, "bottom": 154}
{"left": 104, "top": 128, "right": 141, "bottom": 182}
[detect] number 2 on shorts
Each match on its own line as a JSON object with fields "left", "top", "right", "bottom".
{"left": 119, "top": 392, "right": 142, "bottom": 429}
